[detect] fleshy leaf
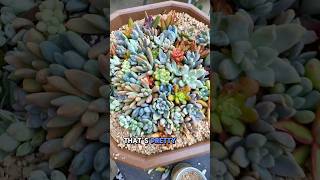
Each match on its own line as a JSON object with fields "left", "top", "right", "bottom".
{"left": 274, "top": 120, "right": 313, "bottom": 144}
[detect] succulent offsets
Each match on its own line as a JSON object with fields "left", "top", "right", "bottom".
{"left": 213, "top": 1, "right": 320, "bottom": 179}
{"left": 35, "top": 0, "right": 66, "bottom": 34}
{"left": 110, "top": 11, "right": 210, "bottom": 155}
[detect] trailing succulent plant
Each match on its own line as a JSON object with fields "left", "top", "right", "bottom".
{"left": 110, "top": 10, "right": 210, "bottom": 140}
{"left": 213, "top": 1, "right": 320, "bottom": 179}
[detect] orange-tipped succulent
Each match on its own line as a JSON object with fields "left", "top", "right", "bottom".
{"left": 175, "top": 40, "right": 197, "bottom": 52}
{"left": 160, "top": 10, "right": 177, "bottom": 31}
{"left": 171, "top": 48, "right": 184, "bottom": 63}
{"left": 123, "top": 17, "right": 134, "bottom": 37}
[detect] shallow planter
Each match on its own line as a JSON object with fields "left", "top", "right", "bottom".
{"left": 110, "top": 1, "right": 210, "bottom": 170}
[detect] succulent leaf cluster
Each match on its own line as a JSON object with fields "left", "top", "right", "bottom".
{"left": 213, "top": 1, "right": 320, "bottom": 179}
{"left": 0, "top": 0, "right": 109, "bottom": 179}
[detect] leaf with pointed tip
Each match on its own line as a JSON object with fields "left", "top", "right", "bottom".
{"left": 270, "top": 58, "right": 300, "bottom": 84}
{"left": 86, "top": 117, "right": 107, "bottom": 140}
{"left": 46, "top": 116, "right": 78, "bottom": 128}
{"left": 293, "top": 145, "right": 310, "bottom": 166}
{"left": 40, "top": 41, "right": 62, "bottom": 63}
{"left": 69, "top": 143, "right": 103, "bottom": 175}
{"left": 63, "top": 51, "right": 86, "bottom": 69}
{"left": 49, "top": 149, "right": 73, "bottom": 169}
{"left": 49, "top": 64, "right": 66, "bottom": 77}
{"left": 51, "top": 96, "right": 87, "bottom": 106}
{"left": 94, "top": 147, "right": 108, "bottom": 172}
{"left": 88, "top": 98, "right": 107, "bottom": 113}
{"left": 274, "top": 120, "right": 313, "bottom": 144}
{"left": 65, "top": 69, "right": 103, "bottom": 97}
{"left": 46, "top": 127, "right": 71, "bottom": 139}
{"left": 66, "top": 18, "right": 104, "bottom": 34}
{"left": 39, "top": 138, "right": 63, "bottom": 154}
{"left": 51, "top": 170, "right": 67, "bottom": 180}
{"left": 0, "top": 133, "right": 19, "bottom": 152}
{"left": 32, "top": 60, "right": 48, "bottom": 70}
{"left": 5, "top": 55, "right": 29, "bottom": 68}
{"left": 88, "top": 39, "right": 108, "bottom": 59}
{"left": 47, "top": 76, "right": 84, "bottom": 96}
{"left": 270, "top": 155, "right": 305, "bottom": 178}
{"left": 305, "top": 58, "right": 320, "bottom": 91}
{"left": 70, "top": 136, "right": 87, "bottom": 152}
{"left": 81, "top": 111, "right": 99, "bottom": 127}
{"left": 22, "top": 28, "right": 45, "bottom": 44}
{"left": 14, "top": 68, "right": 36, "bottom": 79}
{"left": 57, "top": 100, "right": 88, "bottom": 118}
{"left": 63, "top": 123, "right": 84, "bottom": 148}
{"left": 66, "top": 31, "right": 90, "bottom": 56}
{"left": 82, "top": 14, "right": 107, "bottom": 32}
{"left": 26, "top": 42, "right": 43, "bottom": 58}
{"left": 7, "top": 122, "right": 34, "bottom": 142}
{"left": 98, "top": 55, "right": 108, "bottom": 81}
{"left": 16, "top": 142, "right": 33, "bottom": 156}
{"left": 23, "top": 79, "right": 43, "bottom": 92}
{"left": 26, "top": 92, "right": 65, "bottom": 108}
{"left": 247, "top": 66, "right": 275, "bottom": 87}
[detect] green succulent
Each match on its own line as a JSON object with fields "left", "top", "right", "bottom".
{"left": 35, "top": 0, "right": 67, "bottom": 35}
{"left": 154, "top": 68, "right": 171, "bottom": 84}
{"left": 213, "top": 92, "right": 258, "bottom": 136}
{"left": 0, "top": 110, "right": 45, "bottom": 159}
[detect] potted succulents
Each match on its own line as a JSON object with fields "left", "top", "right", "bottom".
{"left": 110, "top": 1, "right": 210, "bottom": 169}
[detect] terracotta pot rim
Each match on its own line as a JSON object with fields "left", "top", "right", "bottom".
{"left": 110, "top": 1, "right": 209, "bottom": 22}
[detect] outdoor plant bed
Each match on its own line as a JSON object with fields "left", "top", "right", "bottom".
{"left": 110, "top": 1, "right": 210, "bottom": 168}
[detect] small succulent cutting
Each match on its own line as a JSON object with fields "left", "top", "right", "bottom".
{"left": 110, "top": 10, "right": 210, "bottom": 155}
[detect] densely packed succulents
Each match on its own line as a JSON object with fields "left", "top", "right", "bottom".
{"left": 212, "top": 0, "right": 320, "bottom": 179}
{"left": 0, "top": 0, "right": 109, "bottom": 179}
{"left": 0, "top": 0, "right": 320, "bottom": 179}
{"left": 110, "top": 10, "right": 210, "bottom": 154}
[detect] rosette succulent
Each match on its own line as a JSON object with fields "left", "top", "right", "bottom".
{"left": 168, "top": 85, "right": 191, "bottom": 105}
{"left": 154, "top": 68, "right": 171, "bottom": 84}
{"left": 152, "top": 94, "right": 173, "bottom": 120}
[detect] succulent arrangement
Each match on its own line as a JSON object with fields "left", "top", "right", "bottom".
{"left": 1, "top": 0, "right": 320, "bottom": 179}
{"left": 212, "top": 0, "right": 320, "bottom": 179}
{"left": 0, "top": 0, "right": 109, "bottom": 179}
{"left": 110, "top": 10, "right": 210, "bottom": 154}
